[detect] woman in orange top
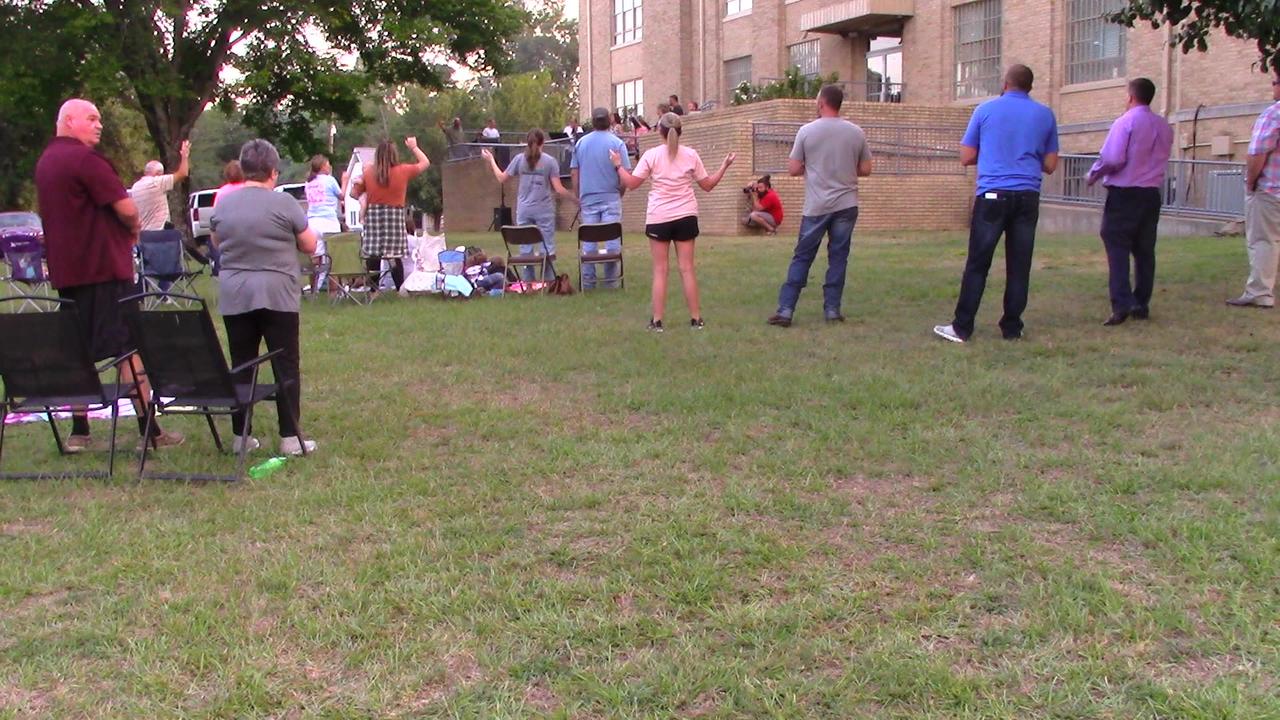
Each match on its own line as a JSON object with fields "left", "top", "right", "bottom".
{"left": 351, "top": 137, "right": 429, "bottom": 290}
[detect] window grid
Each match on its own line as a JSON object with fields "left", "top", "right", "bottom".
{"left": 725, "top": 56, "right": 753, "bottom": 92}
{"left": 1066, "top": 0, "right": 1126, "bottom": 84}
{"left": 613, "top": 0, "right": 642, "bottom": 46}
{"left": 614, "top": 79, "right": 643, "bottom": 120}
{"left": 789, "top": 40, "right": 820, "bottom": 78}
{"left": 953, "top": 0, "right": 1002, "bottom": 100}
{"left": 726, "top": 0, "right": 753, "bottom": 17}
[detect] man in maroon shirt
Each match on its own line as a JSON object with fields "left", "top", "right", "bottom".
{"left": 34, "top": 98, "right": 183, "bottom": 452}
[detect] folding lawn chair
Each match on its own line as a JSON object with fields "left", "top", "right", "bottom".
{"left": 501, "top": 225, "right": 556, "bottom": 287}
{"left": 0, "top": 296, "right": 139, "bottom": 479}
{"left": 323, "top": 232, "right": 377, "bottom": 306}
{"left": 123, "top": 292, "right": 307, "bottom": 482}
{"left": 0, "top": 232, "right": 51, "bottom": 311}
{"left": 299, "top": 251, "right": 331, "bottom": 300}
{"left": 137, "top": 229, "right": 204, "bottom": 307}
{"left": 577, "top": 222, "right": 625, "bottom": 290}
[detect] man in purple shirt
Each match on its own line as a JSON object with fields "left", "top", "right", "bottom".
{"left": 1086, "top": 78, "right": 1173, "bottom": 325}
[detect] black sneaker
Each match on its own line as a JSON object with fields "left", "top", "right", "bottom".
{"left": 647, "top": 319, "right": 664, "bottom": 333}
{"left": 690, "top": 318, "right": 705, "bottom": 330}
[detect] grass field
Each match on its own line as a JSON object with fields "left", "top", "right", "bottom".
{"left": 1, "top": 231, "right": 1278, "bottom": 718}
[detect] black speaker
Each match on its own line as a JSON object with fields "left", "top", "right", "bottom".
{"left": 493, "top": 206, "right": 512, "bottom": 227}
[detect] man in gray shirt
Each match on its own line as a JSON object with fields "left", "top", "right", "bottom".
{"left": 768, "top": 84, "right": 873, "bottom": 326}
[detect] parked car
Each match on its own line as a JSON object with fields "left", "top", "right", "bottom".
{"left": 275, "top": 183, "right": 308, "bottom": 213}
{"left": 0, "top": 211, "right": 42, "bottom": 236}
{"left": 188, "top": 189, "right": 217, "bottom": 241}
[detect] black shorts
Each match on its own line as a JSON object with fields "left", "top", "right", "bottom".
{"left": 645, "top": 215, "right": 700, "bottom": 242}
{"left": 57, "top": 280, "right": 139, "bottom": 362}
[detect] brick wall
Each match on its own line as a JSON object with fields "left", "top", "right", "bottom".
{"left": 443, "top": 99, "right": 977, "bottom": 236}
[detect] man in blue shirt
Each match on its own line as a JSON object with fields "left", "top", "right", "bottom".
{"left": 570, "top": 107, "right": 631, "bottom": 289}
{"left": 934, "top": 64, "right": 1059, "bottom": 343}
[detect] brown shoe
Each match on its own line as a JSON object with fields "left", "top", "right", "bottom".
{"left": 137, "top": 430, "right": 186, "bottom": 452}
{"left": 64, "top": 434, "right": 94, "bottom": 454}
{"left": 766, "top": 314, "right": 792, "bottom": 327}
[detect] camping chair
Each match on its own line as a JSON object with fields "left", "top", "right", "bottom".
{"left": 137, "top": 229, "right": 204, "bottom": 307}
{"left": 323, "top": 232, "right": 376, "bottom": 305}
{"left": 0, "top": 296, "right": 139, "bottom": 479}
{"left": 123, "top": 292, "right": 307, "bottom": 482}
{"left": 577, "top": 222, "right": 625, "bottom": 291}
{"left": 501, "top": 225, "right": 556, "bottom": 288}
{"left": 0, "top": 232, "right": 51, "bottom": 311}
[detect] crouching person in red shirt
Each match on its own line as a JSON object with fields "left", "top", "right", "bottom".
{"left": 743, "top": 174, "right": 784, "bottom": 235}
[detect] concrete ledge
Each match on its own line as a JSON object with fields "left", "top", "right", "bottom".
{"left": 1039, "top": 200, "right": 1240, "bottom": 238}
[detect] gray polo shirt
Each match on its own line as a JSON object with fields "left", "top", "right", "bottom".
{"left": 789, "top": 117, "right": 872, "bottom": 217}
{"left": 210, "top": 187, "right": 308, "bottom": 315}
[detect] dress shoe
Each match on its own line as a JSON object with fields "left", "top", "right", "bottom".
{"left": 1131, "top": 307, "right": 1149, "bottom": 320}
{"left": 767, "top": 314, "right": 792, "bottom": 327}
{"left": 1103, "top": 311, "right": 1129, "bottom": 326}
{"left": 1226, "top": 295, "right": 1274, "bottom": 308}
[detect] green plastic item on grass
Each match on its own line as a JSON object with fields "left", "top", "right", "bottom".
{"left": 248, "top": 456, "right": 288, "bottom": 479}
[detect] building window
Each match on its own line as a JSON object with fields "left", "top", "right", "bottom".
{"left": 726, "top": 0, "right": 752, "bottom": 17}
{"left": 789, "top": 40, "right": 820, "bottom": 78}
{"left": 1066, "top": 0, "right": 1126, "bottom": 84}
{"left": 614, "top": 0, "right": 642, "bottom": 46}
{"left": 614, "top": 79, "right": 643, "bottom": 120}
{"left": 866, "top": 38, "right": 903, "bottom": 102}
{"left": 725, "top": 56, "right": 753, "bottom": 92}
{"left": 953, "top": 0, "right": 1002, "bottom": 100}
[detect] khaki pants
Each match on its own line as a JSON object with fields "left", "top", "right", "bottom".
{"left": 1243, "top": 191, "right": 1280, "bottom": 304}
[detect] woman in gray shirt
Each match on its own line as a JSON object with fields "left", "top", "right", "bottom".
{"left": 210, "top": 139, "right": 319, "bottom": 456}
{"left": 481, "top": 129, "right": 575, "bottom": 280}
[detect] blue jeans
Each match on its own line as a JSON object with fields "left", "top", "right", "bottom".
{"left": 579, "top": 195, "right": 622, "bottom": 289}
{"left": 776, "top": 206, "right": 859, "bottom": 317}
{"left": 952, "top": 191, "right": 1040, "bottom": 339}
{"left": 516, "top": 206, "right": 556, "bottom": 281}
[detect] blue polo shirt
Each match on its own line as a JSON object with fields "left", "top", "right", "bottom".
{"left": 962, "top": 91, "right": 1059, "bottom": 195}
{"left": 570, "top": 129, "right": 630, "bottom": 200}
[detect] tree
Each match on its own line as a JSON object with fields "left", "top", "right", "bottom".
{"left": 2, "top": 0, "right": 524, "bottom": 227}
{"left": 1112, "top": 1, "right": 1280, "bottom": 72}
{"left": 508, "top": 2, "right": 579, "bottom": 104}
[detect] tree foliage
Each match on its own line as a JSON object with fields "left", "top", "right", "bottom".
{"left": 0, "top": 0, "right": 525, "bottom": 220}
{"left": 1112, "top": 0, "right": 1280, "bottom": 72}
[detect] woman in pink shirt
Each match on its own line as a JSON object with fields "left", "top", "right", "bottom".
{"left": 612, "top": 113, "right": 734, "bottom": 331}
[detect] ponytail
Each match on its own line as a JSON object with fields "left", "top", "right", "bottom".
{"left": 524, "top": 128, "right": 546, "bottom": 168}
{"left": 657, "top": 112, "right": 682, "bottom": 160}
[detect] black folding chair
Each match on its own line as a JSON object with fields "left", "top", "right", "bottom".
{"left": 501, "top": 225, "right": 556, "bottom": 287}
{"left": 123, "top": 293, "right": 307, "bottom": 482}
{"left": 0, "top": 296, "right": 139, "bottom": 479}
{"left": 138, "top": 229, "right": 204, "bottom": 307}
{"left": 577, "top": 222, "right": 625, "bottom": 290}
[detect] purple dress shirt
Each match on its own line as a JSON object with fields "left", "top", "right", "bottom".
{"left": 1088, "top": 105, "right": 1174, "bottom": 188}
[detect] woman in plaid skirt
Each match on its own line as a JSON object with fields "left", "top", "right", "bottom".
{"left": 351, "top": 137, "right": 429, "bottom": 291}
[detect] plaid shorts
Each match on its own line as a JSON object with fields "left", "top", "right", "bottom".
{"left": 361, "top": 204, "right": 408, "bottom": 259}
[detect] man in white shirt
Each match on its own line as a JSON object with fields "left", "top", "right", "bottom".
{"left": 129, "top": 140, "right": 190, "bottom": 230}
{"left": 478, "top": 118, "right": 501, "bottom": 141}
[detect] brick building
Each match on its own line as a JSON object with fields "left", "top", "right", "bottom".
{"left": 579, "top": 0, "right": 1276, "bottom": 162}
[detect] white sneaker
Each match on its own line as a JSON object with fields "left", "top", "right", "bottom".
{"left": 232, "top": 435, "right": 260, "bottom": 454}
{"left": 933, "top": 324, "right": 966, "bottom": 343}
{"left": 280, "top": 436, "right": 317, "bottom": 456}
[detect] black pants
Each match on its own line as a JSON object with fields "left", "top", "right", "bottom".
{"left": 1101, "top": 186, "right": 1161, "bottom": 315}
{"left": 952, "top": 191, "right": 1040, "bottom": 339}
{"left": 366, "top": 257, "right": 405, "bottom": 290}
{"left": 223, "top": 310, "right": 301, "bottom": 438}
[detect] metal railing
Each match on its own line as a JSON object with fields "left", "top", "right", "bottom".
{"left": 1042, "top": 154, "right": 1247, "bottom": 219}
{"left": 754, "top": 79, "right": 905, "bottom": 104}
{"left": 445, "top": 137, "right": 576, "bottom": 167}
{"left": 751, "top": 122, "right": 967, "bottom": 175}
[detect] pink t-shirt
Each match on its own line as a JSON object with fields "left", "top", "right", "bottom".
{"left": 632, "top": 145, "right": 709, "bottom": 224}
{"left": 213, "top": 182, "right": 245, "bottom": 207}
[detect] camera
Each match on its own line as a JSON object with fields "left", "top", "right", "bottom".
{"left": 742, "top": 185, "right": 754, "bottom": 195}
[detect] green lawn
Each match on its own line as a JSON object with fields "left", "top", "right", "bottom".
{"left": 1, "top": 231, "right": 1278, "bottom": 718}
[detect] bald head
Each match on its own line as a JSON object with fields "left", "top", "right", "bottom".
{"left": 143, "top": 160, "right": 164, "bottom": 176}
{"left": 1003, "top": 65, "right": 1034, "bottom": 92}
{"left": 57, "top": 98, "right": 103, "bottom": 147}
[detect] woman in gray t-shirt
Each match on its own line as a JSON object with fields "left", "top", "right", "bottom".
{"left": 481, "top": 129, "right": 575, "bottom": 280}
{"left": 209, "top": 139, "right": 319, "bottom": 457}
